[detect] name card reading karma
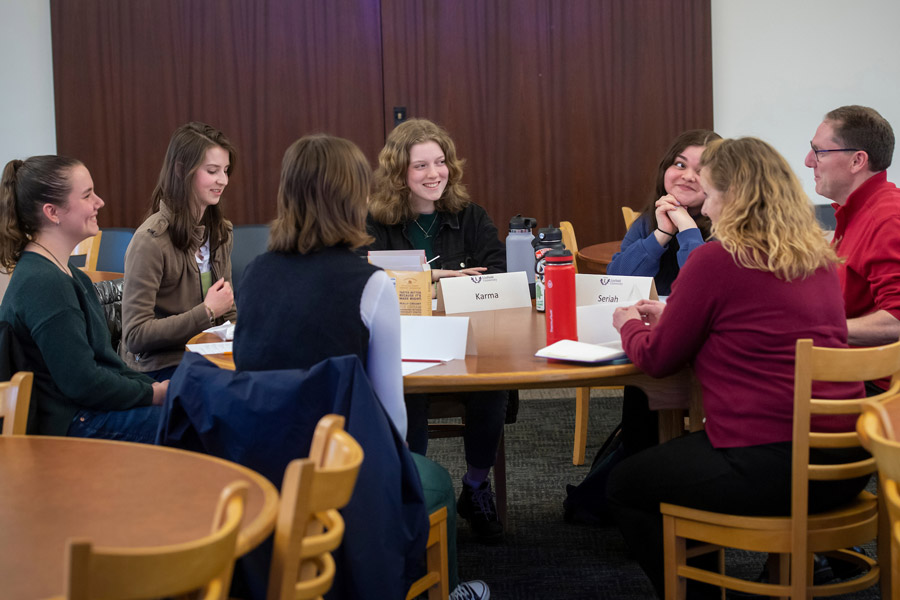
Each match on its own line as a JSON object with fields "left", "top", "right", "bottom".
{"left": 436, "top": 271, "right": 532, "bottom": 314}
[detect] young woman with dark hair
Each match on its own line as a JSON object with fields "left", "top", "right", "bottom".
{"left": 0, "top": 155, "right": 165, "bottom": 440}
{"left": 120, "top": 122, "right": 237, "bottom": 381}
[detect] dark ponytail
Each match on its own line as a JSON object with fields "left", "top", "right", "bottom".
{"left": 0, "top": 155, "right": 82, "bottom": 272}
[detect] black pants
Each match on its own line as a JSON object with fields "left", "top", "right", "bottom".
{"left": 606, "top": 430, "right": 871, "bottom": 599}
{"left": 405, "top": 391, "right": 508, "bottom": 469}
{"left": 621, "top": 385, "right": 659, "bottom": 456}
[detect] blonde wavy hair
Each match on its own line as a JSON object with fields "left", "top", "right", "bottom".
{"left": 700, "top": 137, "right": 838, "bottom": 281}
{"left": 369, "top": 118, "right": 470, "bottom": 225}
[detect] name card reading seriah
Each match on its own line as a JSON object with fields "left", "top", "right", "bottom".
{"left": 439, "top": 271, "right": 532, "bottom": 314}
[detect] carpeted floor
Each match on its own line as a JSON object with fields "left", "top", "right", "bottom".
{"left": 424, "top": 388, "right": 881, "bottom": 600}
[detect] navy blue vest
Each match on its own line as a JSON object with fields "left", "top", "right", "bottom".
{"left": 234, "top": 247, "right": 380, "bottom": 371}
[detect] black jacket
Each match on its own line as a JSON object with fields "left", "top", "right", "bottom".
{"left": 365, "top": 202, "right": 507, "bottom": 273}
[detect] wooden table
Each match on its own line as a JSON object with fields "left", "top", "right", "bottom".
{"left": 576, "top": 240, "right": 621, "bottom": 274}
{"left": 188, "top": 306, "right": 694, "bottom": 414}
{"left": 0, "top": 435, "right": 280, "bottom": 599}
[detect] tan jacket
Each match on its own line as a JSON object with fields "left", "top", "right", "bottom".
{"left": 120, "top": 203, "right": 236, "bottom": 372}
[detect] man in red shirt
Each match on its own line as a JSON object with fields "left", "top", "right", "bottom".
{"left": 805, "top": 106, "right": 900, "bottom": 366}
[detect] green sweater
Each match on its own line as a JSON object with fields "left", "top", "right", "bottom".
{"left": 0, "top": 252, "right": 154, "bottom": 435}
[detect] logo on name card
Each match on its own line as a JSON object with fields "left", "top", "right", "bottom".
{"left": 600, "top": 278, "right": 626, "bottom": 287}
{"left": 471, "top": 276, "right": 482, "bottom": 283}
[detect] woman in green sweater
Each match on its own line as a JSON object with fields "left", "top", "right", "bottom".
{"left": 0, "top": 155, "right": 166, "bottom": 440}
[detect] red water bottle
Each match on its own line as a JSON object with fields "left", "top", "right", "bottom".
{"left": 544, "top": 249, "right": 578, "bottom": 345}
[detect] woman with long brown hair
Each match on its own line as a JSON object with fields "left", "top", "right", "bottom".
{"left": 121, "top": 122, "right": 237, "bottom": 381}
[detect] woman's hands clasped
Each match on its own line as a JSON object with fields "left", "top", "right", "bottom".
{"left": 653, "top": 194, "right": 699, "bottom": 246}
{"left": 430, "top": 267, "right": 488, "bottom": 282}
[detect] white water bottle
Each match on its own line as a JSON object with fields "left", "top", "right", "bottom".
{"left": 506, "top": 214, "right": 538, "bottom": 297}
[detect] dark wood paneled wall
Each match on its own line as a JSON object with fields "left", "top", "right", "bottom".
{"left": 51, "top": 0, "right": 384, "bottom": 226}
{"left": 52, "top": 0, "right": 712, "bottom": 248}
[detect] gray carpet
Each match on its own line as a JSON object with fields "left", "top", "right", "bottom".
{"left": 424, "top": 388, "right": 882, "bottom": 599}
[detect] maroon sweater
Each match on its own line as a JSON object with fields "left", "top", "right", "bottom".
{"left": 620, "top": 242, "right": 863, "bottom": 448}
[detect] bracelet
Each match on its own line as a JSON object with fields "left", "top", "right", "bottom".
{"left": 203, "top": 303, "right": 216, "bottom": 324}
{"left": 657, "top": 227, "right": 676, "bottom": 237}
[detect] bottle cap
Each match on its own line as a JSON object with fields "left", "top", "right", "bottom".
{"left": 509, "top": 214, "right": 538, "bottom": 230}
{"left": 535, "top": 226, "right": 562, "bottom": 243}
{"left": 545, "top": 249, "right": 573, "bottom": 263}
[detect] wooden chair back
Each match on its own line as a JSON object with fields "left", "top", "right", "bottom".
{"left": 0, "top": 371, "right": 33, "bottom": 435}
{"left": 406, "top": 506, "right": 449, "bottom": 600}
{"left": 660, "top": 338, "right": 898, "bottom": 599}
{"left": 858, "top": 391, "right": 900, "bottom": 600}
{"left": 267, "top": 414, "right": 364, "bottom": 600}
{"left": 65, "top": 480, "right": 248, "bottom": 600}
{"left": 621, "top": 207, "right": 641, "bottom": 230}
{"left": 559, "top": 221, "right": 579, "bottom": 273}
{"left": 72, "top": 231, "right": 102, "bottom": 271}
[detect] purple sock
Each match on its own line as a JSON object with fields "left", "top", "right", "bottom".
{"left": 464, "top": 467, "right": 491, "bottom": 488}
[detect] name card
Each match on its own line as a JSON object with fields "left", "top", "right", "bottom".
{"left": 436, "top": 271, "right": 531, "bottom": 314}
{"left": 575, "top": 274, "right": 658, "bottom": 307}
{"left": 400, "top": 315, "right": 477, "bottom": 360}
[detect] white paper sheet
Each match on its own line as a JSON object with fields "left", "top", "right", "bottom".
{"left": 186, "top": 342, "right": 233, "bottom": 355}
{"left": 203, "top": 320, "right": 234, "bottom": 341}
{"left": 400, "top": 315, "right": 470, "bottom": 360}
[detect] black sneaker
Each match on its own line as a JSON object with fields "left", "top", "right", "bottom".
{"left": 457, "top": 479, "right": 504, "bottom": 544}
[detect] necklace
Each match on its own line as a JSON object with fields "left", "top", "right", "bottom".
{"left": 30, "top": 240, "right": 71, "bottom": 276}
{"left": 412, "top": 214, "right": 438, "bottom": 239}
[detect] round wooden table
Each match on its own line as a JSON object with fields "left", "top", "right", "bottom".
{"left": 0, "top": 435, "right": 280, "bottom": 599}
{"left": 576, "top": 240, "right": 621, "bottom": 274}
{"left": 188, "top": 305, "right": 693, "bottom": 410}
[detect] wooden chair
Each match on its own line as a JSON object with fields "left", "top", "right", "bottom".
{"left": 267, "top": 414, "right": 364, "bottom": 600}
{"left": 406, "top": 506, "right": 449, "bottom": 600}
{"left": 559, "top": 220, "right": 624, "bottom": 465}
{"left": 857, "top": 389, "right": 900, "bottom": 600}
{"left": 72, "top": 231, "right": 102, "bottom": 271}
{"left": 65, "top": 480, "right": 248, "bottom": 600}
{"left": 660, "top": 338, "right": 896, "bottom": 599}
{"left": 0, "top": 371, "right": 32, "bottom": 435}
{"left": 621, "top": 206, "right": 641, "bottom": 230}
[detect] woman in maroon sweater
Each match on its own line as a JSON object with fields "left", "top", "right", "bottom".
{"left": 606, "top": 137, "right": 870, "bottom": 599}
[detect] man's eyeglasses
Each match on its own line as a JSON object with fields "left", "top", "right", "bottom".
{"left": 810, "top": 143, "right": 860, "bottom": 163}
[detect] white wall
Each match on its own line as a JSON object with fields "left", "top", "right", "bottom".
{"left": 2, "top": 0, "right": 899, "bottom": 206}
{"left": 711, "top": 0, "right": 900, "bottom": 203}
{"left": 0, "top": 0, "right": 56, "bottom": 164}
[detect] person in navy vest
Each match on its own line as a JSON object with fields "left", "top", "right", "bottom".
{"left": 234, "top": 134, "right": 489, "bottom": 600}
{"left": 366, "top": 119, "right": 509, "bottom": 545}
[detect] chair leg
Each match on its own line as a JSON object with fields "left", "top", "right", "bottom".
{"left": 494, "top": 433, "right": 507, "bottom": 525}
{"left": 878, "top": 484, "right": 892, "bottom": 600}
{"left": 663, "top": 514, "right": 686, "bottom": 600}
{"left": 573, "top": 387, "right": 590, "bottom": 465}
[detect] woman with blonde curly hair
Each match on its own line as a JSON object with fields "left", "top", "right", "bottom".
{"left": 367, "top": 118, "right": 505, "bottom": 277}
{"left": 606, "top": 137, "right": 870, "bottom": 598}
{"left": 367, "top": 118, "right": 508, "bottom": 547}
